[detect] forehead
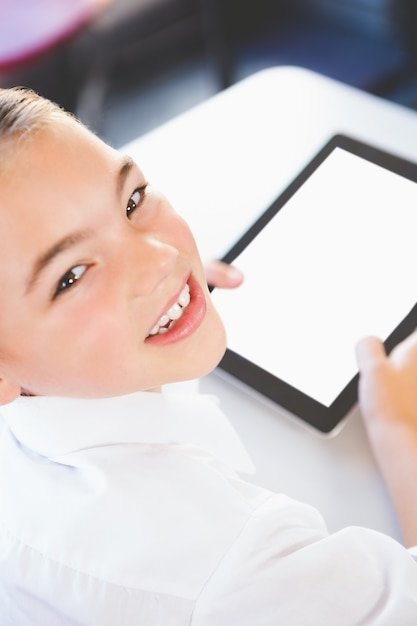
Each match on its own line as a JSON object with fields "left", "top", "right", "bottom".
{"left": 3, "top": 116, "right": 118, "bottom": 184}
{"left": 0, "top": 119, "right": 125, "bottom": 272}
{"left": 0, "top": 118, "right": 121, "bottom": 219}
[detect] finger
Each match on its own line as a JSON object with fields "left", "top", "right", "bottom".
{"left": 204, "top": 260, "right": 244, "bottom": 289}
{"left": 355, "top": 336, "right": 387, "bottom": 371}
{"left": 389, "top": 327, "right": 417, "bottom": 361}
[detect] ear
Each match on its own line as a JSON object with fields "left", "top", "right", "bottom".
{"left": 0, "top": 376, "right": 22, "bottom": 405}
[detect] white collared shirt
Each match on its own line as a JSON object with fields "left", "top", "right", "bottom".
{"left": 0, "top": 391, "right": 416, "bottom": 625}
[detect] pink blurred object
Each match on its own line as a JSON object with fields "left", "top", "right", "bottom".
{"left": 0, "top": 0, "right": 109, "bottom": 70}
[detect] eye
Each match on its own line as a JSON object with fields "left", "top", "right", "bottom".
{"left": 126, "top": 185, "right": 147, "bottom": 218}
{"left": 54, "top": 264, "right": 87, "bottom": 298}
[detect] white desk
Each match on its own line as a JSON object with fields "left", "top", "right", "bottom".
{"left": 123, "top": 66, "right": 417, "bottom": 542}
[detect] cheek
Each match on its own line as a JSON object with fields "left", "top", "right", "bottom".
{"left": 43, "top": 307, "right": 139, "bottom": 396}
{"left": 68, "top": 303, "right": 133, "bottom": 362}
{"left": 36, "top": 297, "right": 135, "bottom": 374}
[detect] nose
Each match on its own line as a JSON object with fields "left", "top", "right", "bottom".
{"left": 120, "top": 231, "right": 179, "bottom": 297}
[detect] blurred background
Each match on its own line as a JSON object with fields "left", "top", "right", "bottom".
{"left": 2, "top": 0, "right": 417, "bottom": 147}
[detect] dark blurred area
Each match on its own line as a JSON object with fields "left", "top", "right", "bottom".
{"left": 203, "top": 0, "right": 417, "bottom": 95}
{"left": 2, "top": 0, "right": 417, "bottom": 137}
{"left": 0, "top": 0, "right": 204, "bottom": 128}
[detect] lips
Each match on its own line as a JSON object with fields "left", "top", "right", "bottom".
{"left": 145, "top": 275, "right": 207, "bottom": 345}
{"left": 147, "top": 283, "right": 190, "bottom": 336}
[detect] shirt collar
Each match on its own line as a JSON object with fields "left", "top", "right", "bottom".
{"left": 0, "top": 391, "right": 255, "bottom": 474}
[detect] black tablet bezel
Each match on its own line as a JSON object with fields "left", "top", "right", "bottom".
{"left": 212, "top": 134, "right": 417, "bottom": 433}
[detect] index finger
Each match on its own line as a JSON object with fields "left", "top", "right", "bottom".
{"left": 355, "top": 336, "right": 387, "bottom": 371}
{"left": 205, "top": 260, "right": 244, "bottom": 289}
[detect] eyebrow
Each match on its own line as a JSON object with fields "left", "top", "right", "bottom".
{"left": 117, "top": 154, "right": 135, "bottom": 195}
{"left": 25, "top": 156, "right": 135, "bottom": 294}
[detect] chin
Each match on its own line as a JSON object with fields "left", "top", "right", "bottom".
{"left": 168, "top": 324, "right": 227, "bottom": 385}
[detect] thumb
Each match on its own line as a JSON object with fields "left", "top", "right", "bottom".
{"left": 355, "top": 336, "right": 387, "bottom": 372}
{"left": 205, "top": 260, "right": 244, "bottom": 289}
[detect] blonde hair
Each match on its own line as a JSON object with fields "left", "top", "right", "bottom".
{"left": 0, "top": 87, "right": 73, "bottom": 142}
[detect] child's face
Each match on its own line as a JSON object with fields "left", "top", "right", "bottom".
{"left": 0, "top": 116, "right": 226, "bottom": 400}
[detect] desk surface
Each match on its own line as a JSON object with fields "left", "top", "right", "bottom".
{"left": 123, "top": 66, "right": 417, "bottom": 541}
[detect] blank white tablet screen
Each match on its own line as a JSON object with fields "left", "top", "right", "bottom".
{"left": 211, "top": 147, "right": 417, "bottom": 406}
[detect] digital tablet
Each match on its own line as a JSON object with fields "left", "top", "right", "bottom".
{"left": 210, "top": 134, "right": 417, "bottom": 434}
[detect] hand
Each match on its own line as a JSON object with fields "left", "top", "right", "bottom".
{"left": 356, "top": 330, "right": 417, "bottom": 546}
{"left": 356, "top": 331, "right": 417, "bottom": 431}
{"left": 204, "top": 260, "right": 243, "bottom": 289}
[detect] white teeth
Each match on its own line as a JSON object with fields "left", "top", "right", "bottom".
{"left": 148, "top": 283, "right": 191, "bottom": 336}
{"left": 167, "top": 303, "right": 183, "bottom": 320}
{"left": 178, "top": 288, "right": 190, "bottom": 308}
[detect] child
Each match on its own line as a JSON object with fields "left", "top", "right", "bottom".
{"left": 0, "top": 86, "right": 416, "bottom": 625}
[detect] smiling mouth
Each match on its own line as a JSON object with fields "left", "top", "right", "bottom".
{"left": 147, "top": 283, "right": 191, "bottom": 337}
